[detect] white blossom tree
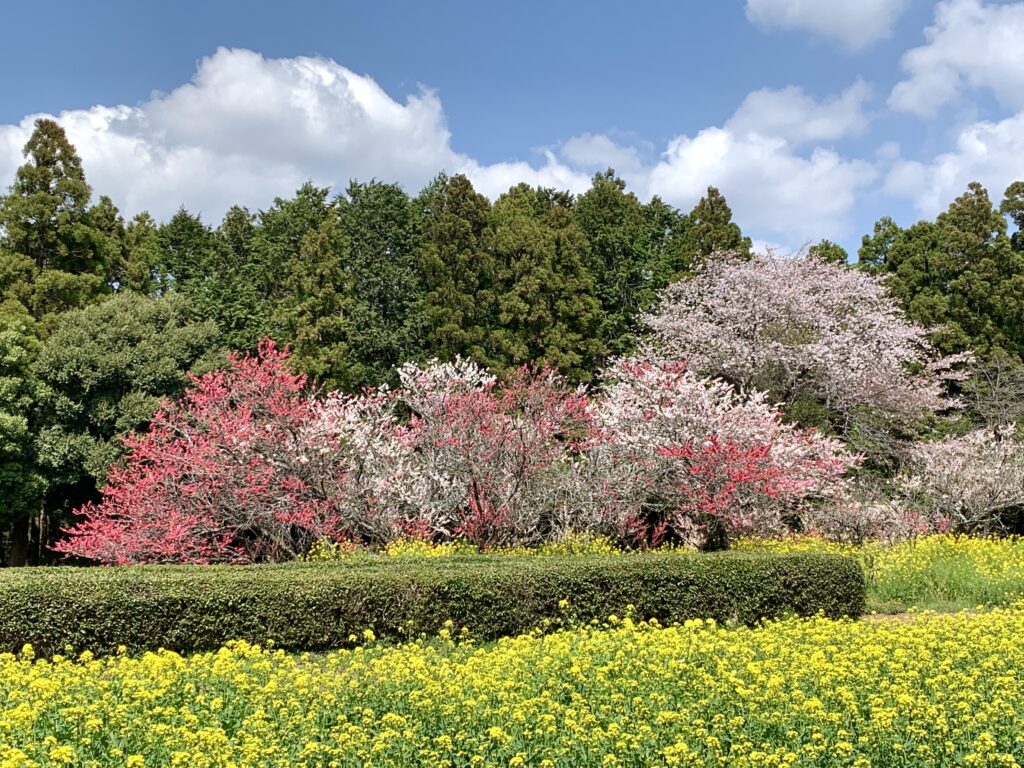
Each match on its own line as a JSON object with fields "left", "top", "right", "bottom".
{"left": 897, "top": 426, "right": 1024, "bottom": 533}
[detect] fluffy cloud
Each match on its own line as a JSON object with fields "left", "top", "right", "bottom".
{"left": 0, "top": 48, "right": 468, "bottom": 220}
{"left": 885, "top": 111, "right": 1024, "bottom": 216}
{"left": 889, "top": 0, "right": 1024, "bottom": 116}
{"left": 726, "top": 80, "right": 872, "bottom": 144}
{"left": 645, "top": 129, "right": 876, "bottom": 243}
{"left": 0, "top": 48, "right": 875, "bottom": 246}
{"left": 744, "top": 0, "right": 910, "bottom": 50}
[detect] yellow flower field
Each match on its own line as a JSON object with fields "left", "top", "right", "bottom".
{"left": 4, "top": 608, "right": 1024, "bottom": 767}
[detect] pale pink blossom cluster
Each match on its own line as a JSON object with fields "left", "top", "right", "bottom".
{"left": 643, "top": 253, "right": 969, "bottom": 429}
{"left": 897, "top": 426, "right": 1024, "bottom": 533}
{"left": 577, "top": 358, "right": 856, "bottom": 547}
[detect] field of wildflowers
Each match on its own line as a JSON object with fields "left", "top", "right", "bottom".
{"left": 4, "top": 607, "right": 1024, "bottom": 767}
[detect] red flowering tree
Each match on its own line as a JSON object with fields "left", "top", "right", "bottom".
{"left": 54, "top": 341, "right": 354, "bottom": 564}
{"left": 573, "top": 358, "right": 856, "bottom": 549}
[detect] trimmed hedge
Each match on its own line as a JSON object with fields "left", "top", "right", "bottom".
{"left": 0, "top": 552, "right": 864, "bottom": 655}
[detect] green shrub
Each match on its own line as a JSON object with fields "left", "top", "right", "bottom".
{"left": 0, "top": 552, "right": 864, "bottom": 656}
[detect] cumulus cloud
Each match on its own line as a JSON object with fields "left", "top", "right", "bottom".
{"left": 889, "top": 0, "right": 1024, "bottom": 116}
{"left": 885, "top": 111, "right": 1024, "bottom": 216}
{"left": 645, "top": 129, "right": 877, "bottom": 243}
{"left": 744, "top": 0, "right": 910, "bottom": 50}
{"left": 0, "top": 48, "right": 875, "bottom": 246}
{"left": 0, "top": 48, "right": 468, "bottom": 220}
{"left": 726, "top": 80, "right": 873, "bottom": 144}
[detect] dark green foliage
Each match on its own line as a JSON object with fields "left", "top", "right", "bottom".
{"left": 808, "top": 239, "right": 850, "bottom": 266}
{"left": 416, "top": 174, "right": 498, "bottom": 365}
{"left": 490, "top": 185, "right": 606, "bottom": 381}
{"left": 34, "top": 293, "right": 223, "bottom": 516}
{"left": 331, "top": 180, "right": 426, "bottom": 388}
{"left": 1000, "top": 181, "right": 1024, "bottom": 253}
{"left": 574, "top": 171, "right": 696, "bottom": 356}
{"left": 157, "top": 207, "right": 271, "bottom": 352}
{"left": 0, "top": 552, "right": 864, "bottom": 655}
{"left": 0, "top": 311, "right": 46, "bottom": 538}
{"left": 859, "top": 182, "right": 1024, "bottom": 359}
{"left": 0, "top": 119, "right": 111, "bottom": 322}
{"left": 276, "top": 213, "right": 357, "bottom": 389}
{"left": 687, "top": 186, "right": 752, "bottom": 262}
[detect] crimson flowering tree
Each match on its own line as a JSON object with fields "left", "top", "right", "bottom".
{"left": 577, "top": 358, "right": 856, "bottom": 548}
{"left": 396, "top": 358, "right": 594, "bottom": 548}
{"left": 55, "top": 341, "right": 352, "bottom": 564}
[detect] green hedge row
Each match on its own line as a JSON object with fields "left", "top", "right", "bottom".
{"left": 0, "top": 552, "right": 864, "bottom": 656}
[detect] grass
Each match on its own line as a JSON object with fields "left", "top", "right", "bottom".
{"left": 736, "top": 534, "right": 1024, "bottom": 613}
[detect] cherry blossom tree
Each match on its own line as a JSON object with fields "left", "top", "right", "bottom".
{"left": 642, "top": 252, "right": 970, "bottom": 459}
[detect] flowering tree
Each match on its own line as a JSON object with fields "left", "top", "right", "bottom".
{"left": 643, "top": 253, "right": 969, "bottom": 455}
{"left": 577, "top": 358, "right": 856, "bottom": 548}
{"left": 55, "top": 341, "right": 404, "bottom": 564}
{"left": 896, "top": 426, "right": 1024, "bottom": 533}
{"left": 396, "top": 358, "right": 594, "bottom": 548}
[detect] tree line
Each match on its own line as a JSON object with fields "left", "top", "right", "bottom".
{"left": 0, "top": 118, "right": 1022, "bottom": 564}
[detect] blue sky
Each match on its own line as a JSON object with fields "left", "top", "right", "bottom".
{"left": 1, "top": 0, "right": 1023, "bottom": 254}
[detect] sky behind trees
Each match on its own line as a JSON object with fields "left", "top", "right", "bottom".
{"left": 1, "top": 0, "right": 1022, "bottom": 253}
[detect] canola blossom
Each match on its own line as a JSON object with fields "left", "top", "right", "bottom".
{"left": 4, "top": 609, "right": 1024, "bottom": 767}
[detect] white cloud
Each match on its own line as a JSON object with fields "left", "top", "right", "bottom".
{"left": 0, "top": 48, "right": 468, "bottom": 220}
{"left": 884, "top": 110, "right": 1024, "bottom": 216}
{"left": 0, "top": 49, "right": 875, "bottom": 247}
{"left": 745, "top": 0, "right": 910, "bottom": 50}
{"left": 889, "top": 0, "right": 1024, "bottom": 116}
{"left": 726, "top": 80, "right": 873, "bottom": 144}
{"left": 645, "top": 128, "right": 877, "bottom": 243}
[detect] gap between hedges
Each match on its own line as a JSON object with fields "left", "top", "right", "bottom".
{"left": 0, "top": 552, "right": 865, "bottom": 656}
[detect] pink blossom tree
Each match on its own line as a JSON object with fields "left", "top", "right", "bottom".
{"left": 642, "top": 252, "right": 969, "bottom": 458}
{"left": 396, "top": 358, "right": 595, "bottom": 548}
{"left": 575, "top": 358, "right": 856, "bottom": 548}
{"left": 897, "top": 426, "right": 1024, "bottom": 533}
{"left": 55, "top": 341, "right": 408, "bottom": 563}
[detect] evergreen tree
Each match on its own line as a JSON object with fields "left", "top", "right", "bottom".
{"left": 0, "top": 119, "right": 111, "bottom": 321}
{"left": 337, "top": 180, "right": 425, "bottom": 386}
{"left": 808, "top": 239, "right": 850, "bottom": 266}
{"left": 687, "top": 186, "right": 752, "bottom": 261}
{"left": 34, "top": 292, "right": 223, "bottom": 527}
{"left": 489, "top": 184, "right": 606, "bottom": 381}
{"left": 574, "top": 171, "right": 658, "bottom": 355}
{"left": 119, "top": 212, "right": 161, "bottom": 294}
{"left": 642, "top": 195, "right": 693, "bottom": 285}
{"left": 1000, "top": 181, "right": 1024, "bottom": 253}
{"left": 859, "top": 182, "right": 1024, "bottom": 358}
{"left": 0, "top": 309, "right": 45, "bottom": 566}
{"left": 156, "top": 207, "right": 218, "bottom": 289}
{"left": 416, "top": 174, "right": 497, "bottom": 365}
{"left": 276, "top": 215, "right": 358, "bottom": 389}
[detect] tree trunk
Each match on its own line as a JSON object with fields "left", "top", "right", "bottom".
{"left": 9, "top": 517, "right": 28, "bottom": 567}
